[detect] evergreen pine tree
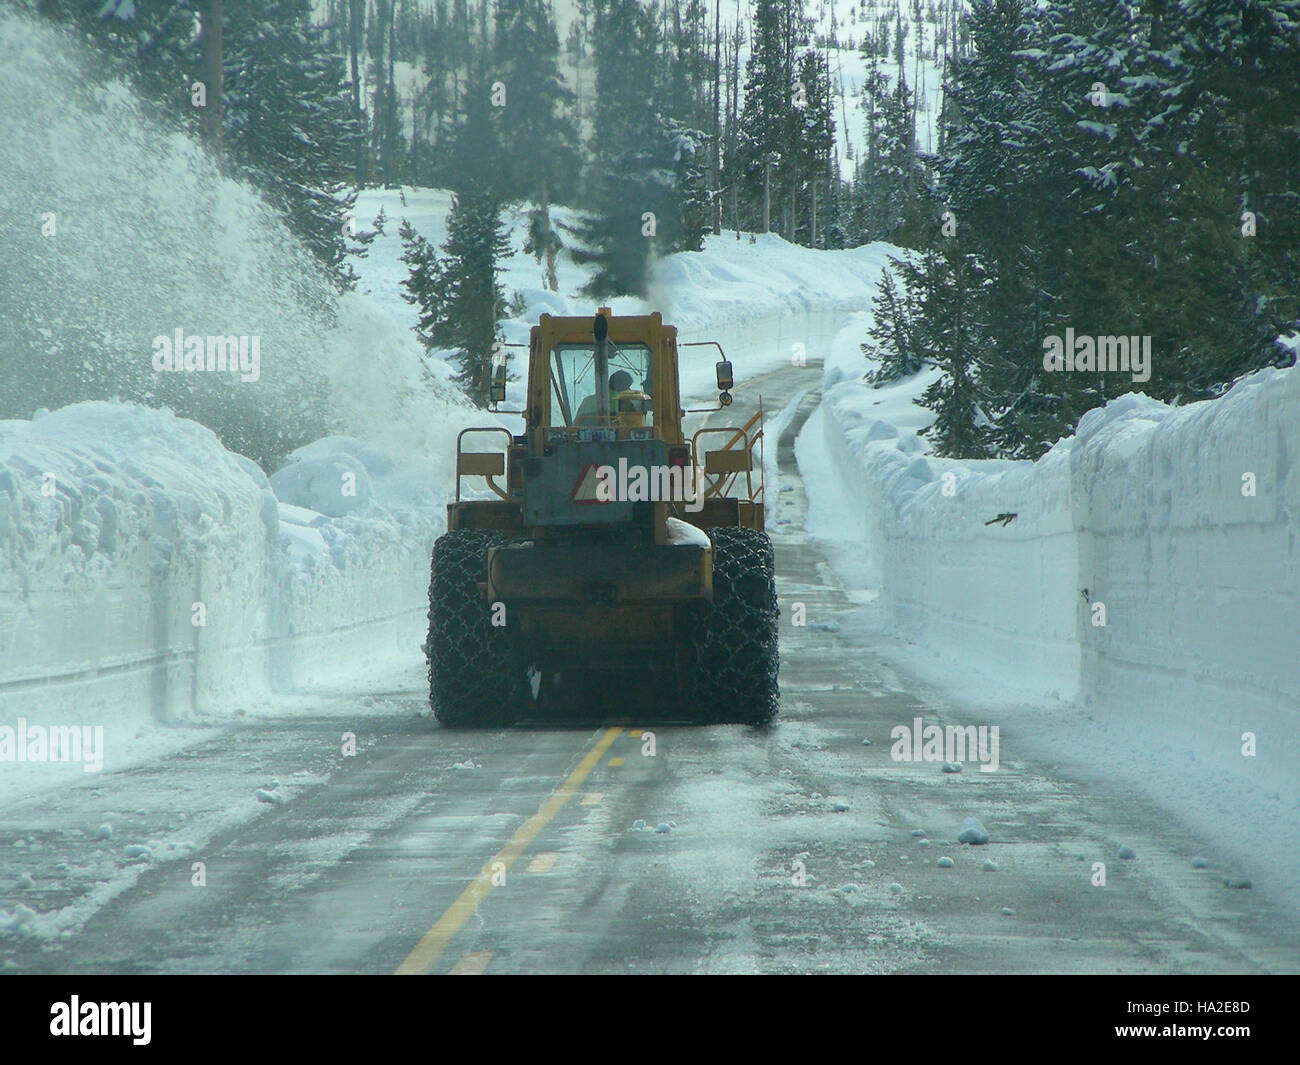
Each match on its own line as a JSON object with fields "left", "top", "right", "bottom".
{"left": 792, "top": 49, "right": 836, "bottom": 246}
{"left": 223, "top": 0, "right": 364, "bottom": 290}
{"left": 856, "top": 66, "right": 925, "bottom": 244}
{"left": 492, "top": 0, "right": 581, "bottom": 205}
{"left": 862, "top": 258, "right": 926, "bottom": 383}
{"left": 565, "top": 0, "right": 705, "bottom": 297}
{"left": 731, "top": 0, "right": 803, "bottom": 234}
{"left": 40, "top": 0, "right": 204, "bottom": 124}
{"left": 398, "top": 218, "right": 451, "bottom": 357}
{"left": 938, "top": 0, "right": 1073, "bottom": 457}
{"left": 912, "top": 244, "right": 994, "bottom": 458}
{"left": 400, "top": 195, "right": 511, "bottom": 403}
{"left": 401, "top": 70, "right": 512, "bottom": 404}
{"left": 662, "top": 121, "right": 713, "bottom": 254}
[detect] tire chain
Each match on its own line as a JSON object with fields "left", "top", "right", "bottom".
{"left": 426, "top": 529, "right": 522, "bottom": 726}
{"left": 689, "top": 526, "right": 781, "bottom": 724}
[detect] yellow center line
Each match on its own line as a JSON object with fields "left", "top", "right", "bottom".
{"left": 394, "top": 727, "right": 622, "bottom": 975}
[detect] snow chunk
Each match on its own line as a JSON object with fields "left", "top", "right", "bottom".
{"left": 270, "top": 450, "right": 373, "bottom": 517}
{"left": 0, "top": 904, "right": 39, "bottom": 937}
{"left": 1076, "top": 120, "right": 1117, "bottom": 139}
{"left": 665, "top": 517, "right": 710, "bottom": 548}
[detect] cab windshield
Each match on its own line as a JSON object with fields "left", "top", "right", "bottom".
{"left": 550, "top": 342, "right": 653, "bottom": 426}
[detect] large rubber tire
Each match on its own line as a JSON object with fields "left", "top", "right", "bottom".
{"left": 426, "top": 529, "right": 526, "bottom": 727}
{"left": 686, "top": 526, "right": 780, "bottom": 725}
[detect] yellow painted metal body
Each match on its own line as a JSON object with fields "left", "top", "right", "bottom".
{"left": 445, "top": 310, "right": 764, "bottom": 668}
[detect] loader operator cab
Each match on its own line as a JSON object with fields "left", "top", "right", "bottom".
{"left": 556, "top": 344, "right": 654, "bottom": 428}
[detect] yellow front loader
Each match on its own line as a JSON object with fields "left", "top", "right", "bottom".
{"left": 425, "top": 309, "right": 778, "bottom": 726}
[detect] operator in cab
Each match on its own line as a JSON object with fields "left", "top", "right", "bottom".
{"left": 575, "top": 369, "right": 634, "bottom": 425}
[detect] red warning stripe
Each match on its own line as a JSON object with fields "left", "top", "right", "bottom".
{"left": 571, "top": 463, "right": 612, "bottom": 504}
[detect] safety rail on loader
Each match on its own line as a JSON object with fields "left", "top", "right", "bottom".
{"left": 454, "top": 426, "right": 512, "bottom": 502}
{"left": 693, "top": 404, "right": 765, "bottom": 504}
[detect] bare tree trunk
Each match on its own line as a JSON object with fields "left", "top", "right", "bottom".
{"left": 763, "top": 159, "right": 772, "bottom": 233}
{"left": 198, "top": 0, "right": 223, "bottom": 158}
{"left": 729, "top": 5, "right": 742, "bottom": 234}
{"left": 712, "top": 0, "right": 722, "bottom": 234}
{"left": 349, "top": 0, "right": 366, "bottom": 185}
{"left": 387, "top": 2, "right": 397, "bottom": 186}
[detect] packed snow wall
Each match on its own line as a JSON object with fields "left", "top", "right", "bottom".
{"left": 1070, "top": 372, "right": 1300, "bottom": 722}
{"left": 0, "top": 404, "right": 440, "bottom": 729}
{"left": 820, "top": 364, "right": 1300, "bottom": 718}
{"left": 0, "top": 12, "right": 484, "bottom": 732}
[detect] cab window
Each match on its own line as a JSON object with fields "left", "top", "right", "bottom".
{"left": 551, "top": 342, "right": 653, "bottom": 427}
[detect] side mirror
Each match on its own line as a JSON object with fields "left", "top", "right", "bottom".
{"left": 716, "top": 359, "right": 734, "bottom": 391}
{"left": 489, "top": 359, "right": 507, "bottom": 405}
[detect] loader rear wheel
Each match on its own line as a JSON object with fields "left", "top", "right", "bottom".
{"left": 687, "top": 526, "right": 780, "bottom": 725}
{"left": 426, "top": 529, "right": 525, "bottom": 727}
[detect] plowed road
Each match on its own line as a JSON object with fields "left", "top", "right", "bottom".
{"left": 3, "top": 364, "right": 1297, "bottom": 974}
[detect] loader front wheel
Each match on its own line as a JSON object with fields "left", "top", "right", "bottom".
{"left": 686, "top": 526, "right": 780, "bottom": 725}
{"left": 426, "top": 529, "right": 525, "bottom": 727}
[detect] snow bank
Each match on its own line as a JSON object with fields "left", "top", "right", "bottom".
{"left": 1071, "top": 375, "right": 1300, "bottom": 720}
{"left": 0, "top": 404, "right": 448, "bottom": 736}
{"left": 809, "top": 350, "right": 1300, "bottom": 911}
{"left": 814, "top": 356, "right": 1300, "bottom": 720}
